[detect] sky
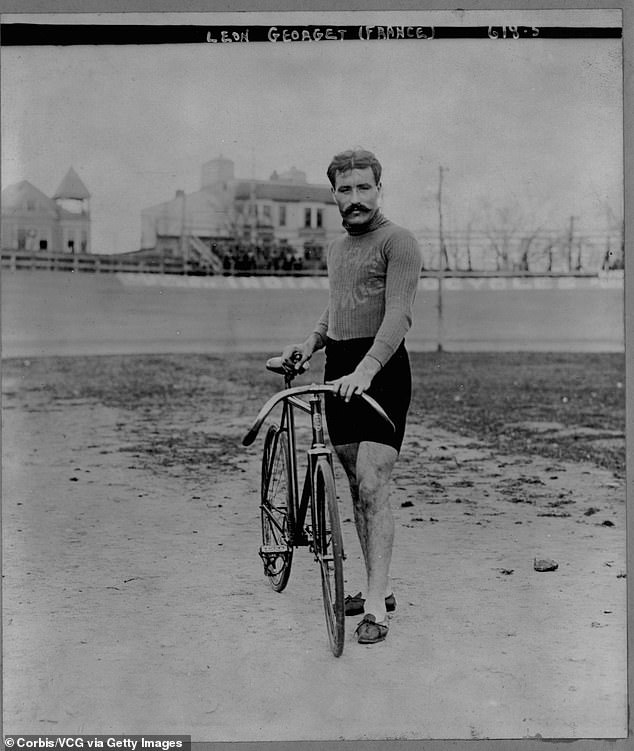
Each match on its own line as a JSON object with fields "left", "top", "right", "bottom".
{"left": 1, "top": 9, "right": 624, "bottom": 254}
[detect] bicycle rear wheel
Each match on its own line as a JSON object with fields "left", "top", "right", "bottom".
{"left": 312, "top": 457, "right": 345, "bottom": 657}
{"left": 260, "top": 426, "right": 293, "bottom": 592}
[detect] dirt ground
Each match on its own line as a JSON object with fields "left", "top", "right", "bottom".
{"left": 2, "top": 360, "right": 627, "bottom": 741}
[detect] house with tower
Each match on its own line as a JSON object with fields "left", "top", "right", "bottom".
{"left": 1, "top": 167, "right": 91, "bottom": 254}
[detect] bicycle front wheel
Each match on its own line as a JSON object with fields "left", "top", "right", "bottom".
{"left": 260, "top": 426, "right": 293, "bottom": 592}
{"left": 312, "top": 457, "right": 345, "bottom": 657}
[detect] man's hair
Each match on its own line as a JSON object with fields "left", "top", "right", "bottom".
{"left": 326, "top": 148, "right": 382, "bottom": 188}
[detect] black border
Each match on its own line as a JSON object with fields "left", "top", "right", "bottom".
{"left": 0, "top": 3, "right": 630, "bottom": 751}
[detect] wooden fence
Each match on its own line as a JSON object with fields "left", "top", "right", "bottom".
{"left": 2, "top": 249, "right": 608, "bottom": 279}
{"left": 0, "top": 249, "right": 226, "bottom": 276}
{"left": 1, "top": 249, "right": 332, "bottom": 276}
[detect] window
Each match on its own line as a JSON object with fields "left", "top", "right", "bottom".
{"left": 68, "top": 239, "right": 75, "bottom": 253}
{"left": 316, "top": 209, "right": 323, "bottom": 228}
{"left": 278, "top": 205, "right": 286, "bottom": 227}
{"left": 81, "top": 230, "right": 88, "bottom": 253}
{"left": 26, "top": 229, "right": 37, "bottom": 250}
{"left": 263, "top": 205, "right": 271, "bottom": 221}
{"left": 26, "top": 200, "right": 36, "bottom": 211}
{"left": 17, "top": 229, "right": 26, "bottom": 249}
{"left": 39, "top": 239, "right": 48, "bottom": 250}
{"left": 304, "top": 208, "right": 312, "bottom": 228}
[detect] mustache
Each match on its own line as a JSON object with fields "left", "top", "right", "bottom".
{"left": 343, "top": 203, "right": 371, "bottom": 216}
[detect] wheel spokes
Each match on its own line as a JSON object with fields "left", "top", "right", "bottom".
{"left": 260, "top": 428, "right": 293, "bottom": 592}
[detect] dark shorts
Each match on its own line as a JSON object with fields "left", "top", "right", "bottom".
{"left": 324, "top": 337, "right": 412, "bottom": 453}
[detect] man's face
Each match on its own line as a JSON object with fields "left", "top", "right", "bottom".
{"left": 332, "top": 167, "right": 381, "bottom": 226}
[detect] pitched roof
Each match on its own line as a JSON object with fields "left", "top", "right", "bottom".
{"left": 141, "top": 187, "right": 226, "bottom": 215}
{"left": 234, "top": 180, "right": 334, "bottom": 204}
{"left": 1, "top": 180, "right": 58, "bottom": 216}
{"left": 53, "top": 167, "right": 90, "bottom": 200}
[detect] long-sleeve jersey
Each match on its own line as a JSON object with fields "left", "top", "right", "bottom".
{"left": 313, "top": 211, "right": 423, "bottom": 366}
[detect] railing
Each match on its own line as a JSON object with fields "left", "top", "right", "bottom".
{"left": 2, "top": 249, "right": 616, "bottom": 278}
{"left": 188, "top": 235, "right": 224, "bottom": 273}
{"left": 1, "top": 249, "right": 215, "bottom": 276}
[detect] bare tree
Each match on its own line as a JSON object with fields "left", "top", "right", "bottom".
{"left": 481, "top": 203, "right": 525, "bottom": 271}
{"left": 464, "top": 220, "right": 474, "bottom": 272}
{"left": 544, "top": 241, "right": 554, "bottom": 272}
{"left": 517, "top": 225, "right": 543, "bottom": 272}
{"left": 448, "top": 240, "right": 462, "bottom": 271}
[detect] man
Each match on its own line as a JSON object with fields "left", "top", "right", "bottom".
{"left": 282, "top": 148, "right": 422, "bottom": 644}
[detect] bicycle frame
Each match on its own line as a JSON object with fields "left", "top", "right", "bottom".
{"left": 245, "top": 358, "right": 394, "bottom": 553}
{"left": 273, "top": 380, "right": 333, "bottom": 550}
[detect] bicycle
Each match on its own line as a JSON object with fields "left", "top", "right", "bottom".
{"left": 242, "top": 356, "right": 394, "bottom": 657}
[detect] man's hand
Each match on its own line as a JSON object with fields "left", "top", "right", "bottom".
{"left": 281, "top": 333, "right": 323, "bottom": 374}
{"left": 281, "top": 343, "right": 309, "bottom": 374}
{"left": 328, "top": 355, "right": 381, "bottom": 402}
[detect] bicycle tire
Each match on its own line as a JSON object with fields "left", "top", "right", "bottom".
{"left": 260, "top": 427, "right": 293, "bottom": 592}
{"left": 312, "top": 458, "right": 345, "bottom": 657}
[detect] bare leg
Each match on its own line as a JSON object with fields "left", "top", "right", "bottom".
{"left": 333, "top": 443, "right": 365, "bottom": 554}
{"left": 334, "top": 440, "right": 397, "bottom": 623}
{"left": 356, "top": 441, "right": 397, "bottom": 622}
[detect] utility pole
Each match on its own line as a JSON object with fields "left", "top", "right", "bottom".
{"left": 177, "top": 189, "right": 188, "bottom": 271}
{"left": 436, "top": 165, "right": 449, "bottom": 352}
{"left": 438, "top": 166, "right": 449, "bottom": 271}
{"left": 575, "top": 237, "right": 583, "bottom": 271}
{"left": 249, "top": 181, "right": 257, "bottom": 246}
{"left": 250, "top": 148, "right": 257, "bottom": 246}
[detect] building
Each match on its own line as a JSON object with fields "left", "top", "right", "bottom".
{"left": 1, "top": 167, "right": 91, "bottom": 253}
{"left": 140, "top": 156, "right": 341, "bottom": 268}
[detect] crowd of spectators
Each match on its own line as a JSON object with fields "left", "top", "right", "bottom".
{"left": 216, "top": 242, "right": 326, "bottom": 274}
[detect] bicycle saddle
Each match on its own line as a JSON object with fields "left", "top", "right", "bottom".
{"left": 266, "top": 355, "right": 309, "bottom": 376}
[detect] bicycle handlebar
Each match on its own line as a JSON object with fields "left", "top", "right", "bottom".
{"left": 242, "top": 383, "right": 395, "bottom": 447}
